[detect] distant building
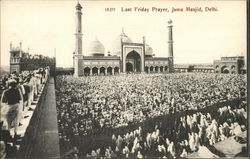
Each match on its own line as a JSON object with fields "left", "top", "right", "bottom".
{"left": 214, "top": 56, "right": 245, "bottom": 74}
{"left": 73, "top": 2, "right": 174, "bottom": 77}
{"left": 9, "top": 42, "right": 56, "bottom": 74}
{"left": 174, "top": 64, "right": 214, "bottom": 73}
{"left": 174, "top": 57, "right": 246, "bottom": 74}
{"left": 56, "top": 67, "right": 74, "bottom": 75}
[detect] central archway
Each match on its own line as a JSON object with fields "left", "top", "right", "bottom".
{"left": 223, "top": 69, "right": 229, "bottom": 74}
{"left": 221, "top": 66, "right": 229, "bottom": 74}
{"left": 126, "top": 50, "right": 141, "bottom": 72}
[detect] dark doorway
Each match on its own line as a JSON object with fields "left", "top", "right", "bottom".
{"left": 107, "top": 67, "right": 112, "bottom": 75}
{"left": 160, "top": 66, "right": 164, "bottom": 72}
{"left": 164, "top": 66, "right": 168, "bottom": 72}
{"left": 126, "top": 62, "right": 133, "bottom": 72}
{"left": 114, "top": 67, "right": 119, "bottom": 74}
{"left": 223, "top": 69, "right": 229, "bottom": 74}
{"left": 150, "top": 66, "right": 154, "bottom": 72}
{"left": 100, "top": 67, "right": 105, "bottom": 75}
{"left": 145, "top": 66, "right": 149, "bottom": 73}
{"left": 84, "top": 67, "right": 90, "bottom": 76}
{"left": 126, "top": 50, "right": 141, "bottom": 72}
{"left": 92, "top": 67, "right": 98, "bottom": 75}
{"left": 221, "top": 66, "right": 229, "bottom": 74}
{"left": 155, "top": 66, "right": 159, "bottom": 73}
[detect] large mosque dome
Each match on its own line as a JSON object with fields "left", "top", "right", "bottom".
{"left": 87, "top": 38, "right": 105, "bottom": 56}
{"left": 112, "top": 30, "right": 133, "bottom": 56}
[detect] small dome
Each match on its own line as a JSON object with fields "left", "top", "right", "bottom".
{"left": 87, "top": 38, "right": 105, "bottom": 56}
{"left": 112, "top": 29, "right": 133, "bottom": 56}
{"left": 145, "top": 44, "right": 153, "bottom": 57}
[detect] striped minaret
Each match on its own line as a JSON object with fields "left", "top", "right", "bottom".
{"left": 74, "top": 2, "right": 83, "bottom": 77}
{"left": 167, "top": 19, "right": 174, "bottom": 73}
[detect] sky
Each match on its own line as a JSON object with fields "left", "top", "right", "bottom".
{"left": 0, "top": 0, "right": 247, "bottom": 67}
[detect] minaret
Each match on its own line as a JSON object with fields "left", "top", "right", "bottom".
{"left": 142, "top": 36, "right": 146, "bottom": 73}
{"left": 10, "top": 42, "right": 12, "bottom": 50}
{"left": 19, "top": 41, "right": 22, "bottom": 58}
{"left": 167, "top": 19, "right": 174, "bottom": 73}
{"left": 74, "top": 2, "right": 83, "bottom": 77}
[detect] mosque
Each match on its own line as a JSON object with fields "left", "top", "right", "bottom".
{"left": 73, "top": 2, "right": 174, "bottom": 76}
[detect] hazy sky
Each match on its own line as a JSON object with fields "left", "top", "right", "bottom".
{"left": 1, "top": 0, "right": 247, "bottom": 67}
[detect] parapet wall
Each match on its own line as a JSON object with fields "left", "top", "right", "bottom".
{"left": 18, "top": 77, "right": 60, "bottom": 159}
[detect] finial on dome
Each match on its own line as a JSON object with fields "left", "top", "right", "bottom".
{"left": 122, "top": 27, "right": 124, "bottom": 34}
{"left": 10, "top": 42, "right": 12, "bottom": 50}
{"left": 95, "top": 35, "right": 98, "bottom": 41}
{"left": 19, "top": 41, "right": 22, "bottom": 49}
{"left": 168, "top": 19, "right": 173, "bottom": 25}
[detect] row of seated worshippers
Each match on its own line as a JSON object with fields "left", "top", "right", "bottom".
{"left": 0, "top": 67, "right": 50, "bottom": 158}
{"left": 85, "top": 101, "right": 247, "bottom": 158}
{"left": 56, "top": 73, "right": 246, "bottom": 145}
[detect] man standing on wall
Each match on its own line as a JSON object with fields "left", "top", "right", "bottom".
{"left": 1, "top": 79, "right": 23, "bottom": 138}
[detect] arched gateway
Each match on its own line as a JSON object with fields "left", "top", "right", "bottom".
{"left": 121, "top": 42, "right": 145, "bottom": 73}
{"left": 126, "top": 50, "right": 141, "bottom": 72}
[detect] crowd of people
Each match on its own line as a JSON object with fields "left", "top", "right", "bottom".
{"left": 0, "top": 67, "right": 50, "bottom": 158}
{"left": 55, "top": 73, "right": 246, "bottom": 157}
{"left": 85, "top": 101, "right": 247, "bottom": 158}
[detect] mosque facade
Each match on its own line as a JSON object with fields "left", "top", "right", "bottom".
{"left": 73, "top": 2, "right": 174, "bottom": 77}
